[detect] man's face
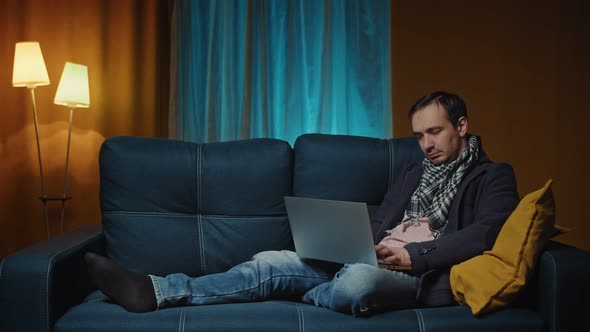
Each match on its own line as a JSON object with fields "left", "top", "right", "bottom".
{"left": 411, "top": 102, "right": 468, "bottom": 165}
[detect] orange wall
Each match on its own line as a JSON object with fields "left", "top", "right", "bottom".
{"left": 0, "top": 0, "right": 169, "bottom": 259}
{"left": 391, "top": 1, "right": 590, "bottom": 250}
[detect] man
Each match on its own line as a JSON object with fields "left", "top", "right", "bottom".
{"left": 85, "top": 91, "right": 519, "bottom": 316}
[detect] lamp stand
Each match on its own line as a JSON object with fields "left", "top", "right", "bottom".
{"left": 59, "top": 108, "right": 74, "bottom": 232}
{"left": 28, "top": 87, "right": 51, "bottom": 239}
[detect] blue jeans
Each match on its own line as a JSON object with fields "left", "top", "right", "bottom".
{"left": 149, "top": 250, "right": 419, "bottom": 316}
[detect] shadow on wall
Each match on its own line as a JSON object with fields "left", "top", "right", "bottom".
{"left": 0, "top": 122, "right": 105, "bottom": 257}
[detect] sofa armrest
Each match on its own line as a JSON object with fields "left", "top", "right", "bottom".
{"left": 535, "top": 241, "right": 590, "bottom": 332}
{"left": 0, "top": 224, "right": 104, "bottom": 332}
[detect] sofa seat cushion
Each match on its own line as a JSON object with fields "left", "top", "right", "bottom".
{"left": 412, "top": 306, "right": 543, "bottom": 332}
{"left": 54, "top": 300, "right": 302, "bottom": 332}
{"left": 54, "top": 300, "right": 417, "bottom": 332}
{"left": 54, "top": 292, "right": 543, "bottom": 332}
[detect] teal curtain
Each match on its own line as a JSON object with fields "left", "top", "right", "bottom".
{"left": 170, "top": 0, "right": 391, "bottom": 145}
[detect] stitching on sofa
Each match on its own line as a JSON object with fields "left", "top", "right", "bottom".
{"left": 205, "top": 215, "right": 287, "bottom": 220}
{"left": 0, "top": 255, "right": 9, "bottom": 282}
{"left": 197, "top": 214, "right": 201, "bottom": 273}
{"left": 195, "top": 144, "right": 207, "bottom": 275}
{"left": 198, "top": 144, "right": 201, "bottom": 214}
{"left": 414, "top": 309, "right": 425, "bottom": 332}
{"left": 198, "top": 143, "right": 202, "bottom": 214}
{"left": 295, "top": 304, "right": 304, "bottom": 332}
{"left": 545, "top": 252, "right": 558, "bottom": 332}
{"left": 46, "top": 233, "right": 104, "bottom": 332}
{"left": 178, "top": 308, "right": 185, "bottom": 332}
{"left": 177, "top": 309, "right": 182, "bottom": 332}
{"left": 103, "top": 211, "right": 287, "bottom": 219}
{"left": 195, "top": 143, "right": 198, "bottom": 214}
{"left": 198, "top": 214, "right": 207, "bottom": 274}
{"left": 103, "top": 211, "right": 196, "bottom": 217}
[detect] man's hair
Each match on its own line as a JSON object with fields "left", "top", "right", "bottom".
{"left": 409, "top": 91, "right": 467, "bottom": 127}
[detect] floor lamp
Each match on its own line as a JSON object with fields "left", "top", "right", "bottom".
{"left": 12, "top": 41, "right": 51, "bottom": 239}
{"left": 54, "top": 62, "right": 90, "bottom": 232}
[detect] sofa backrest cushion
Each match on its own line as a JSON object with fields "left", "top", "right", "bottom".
{"left": 99, "top": 136, "right": 294, "bottom": 277}
{"left": 293, "top": 134, "right": 423, "bottom": 214}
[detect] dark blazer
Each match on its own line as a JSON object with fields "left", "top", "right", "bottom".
{"left": 371, "top": 144, "right": 519, "bottom": 306}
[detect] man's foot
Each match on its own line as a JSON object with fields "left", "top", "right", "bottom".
{"left": 85, "top": 252, "right": 157, "bottom": 313}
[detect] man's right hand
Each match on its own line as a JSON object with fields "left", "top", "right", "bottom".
{"left": 375, "top": 244, "right": 413, "bottom": 267}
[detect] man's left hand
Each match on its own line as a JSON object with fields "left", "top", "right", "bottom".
{"left": 375, "top": 244, "right": 412, "bottom": 267}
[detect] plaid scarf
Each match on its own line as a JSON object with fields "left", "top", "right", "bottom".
{"left": 402, "top": 136, "right": 479, "bottom": 239}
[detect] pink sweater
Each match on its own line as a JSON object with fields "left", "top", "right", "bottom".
{"left": 378, "top": 217, "right": 433, "bottom": 248}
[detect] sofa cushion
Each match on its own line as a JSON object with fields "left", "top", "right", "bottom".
{"left": 100, "top": 136, "right": 293, "bottom": 215}
{"left": 102, "top": 214, "right": 293, "bottom": 277}
{"left": 99, "top": 137, "right": 294, "bottom": 277}
{"left": 293, "top": 134, "right": 422, "bottom": 206}
{"left": 54, "top": 298, "right": 302, "bottom": 332}
{"left": 411, "top": 306, "right": 543, "bottom": 332}
{"left": 450, "top": 179, "right": 568, "bottom": 315}
{"left": 54, "top": 292, "right": 543, "bottom": 332}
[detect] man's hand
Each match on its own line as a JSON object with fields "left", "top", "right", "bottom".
{"left": 375, "top": 244, "right": 412, "bottom": 267}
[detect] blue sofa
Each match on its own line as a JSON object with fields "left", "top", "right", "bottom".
{"left": 1, "top": 133, "right": 589, "bottom": 332}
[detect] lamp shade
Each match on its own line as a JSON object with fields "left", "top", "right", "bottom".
{"left": 12, "top": 41, "right": 50, "bottom": 88}
{"left": 54, "top": 62, "right": 90, "bottom": 108}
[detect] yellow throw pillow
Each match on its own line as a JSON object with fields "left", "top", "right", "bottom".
{"left": 450, "top": 179, "right": 568, "bottom": 315}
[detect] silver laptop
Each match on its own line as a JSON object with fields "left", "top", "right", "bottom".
{"left": 284, "top": 196, "right": 410, "bottom": 271}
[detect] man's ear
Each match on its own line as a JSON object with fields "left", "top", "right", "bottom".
{"left": 456, "top": 116, "right": 468, "bottom": 137}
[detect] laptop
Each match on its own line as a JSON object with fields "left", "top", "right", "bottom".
{"left": 284, "top": 196, "right": 411, "bottom": 271}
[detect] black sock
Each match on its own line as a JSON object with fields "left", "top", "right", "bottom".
{"left": 85, "top": 252, "right": 157, "bottom": 313}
